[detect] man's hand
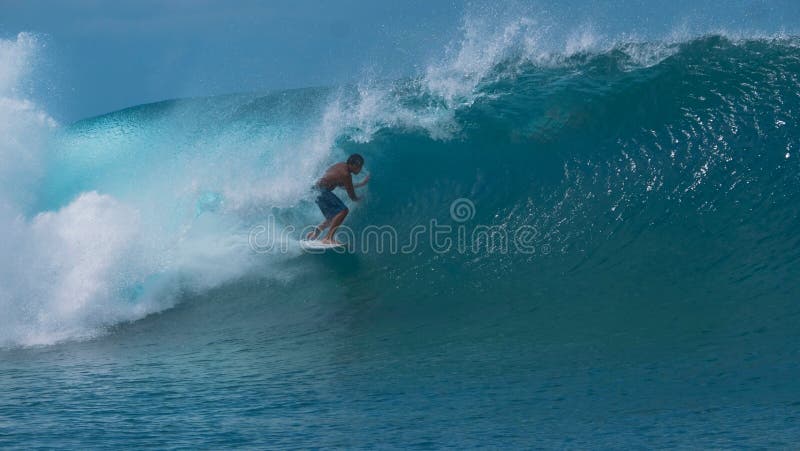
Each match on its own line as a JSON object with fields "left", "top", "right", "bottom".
{"left": 355, "top": 173, "right": 370, "bottom": 188}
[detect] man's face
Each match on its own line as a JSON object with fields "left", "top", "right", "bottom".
{"left": 349, "top": 163, "right": 363, "bottom": 174}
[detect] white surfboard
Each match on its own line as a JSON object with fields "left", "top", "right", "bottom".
{"left": 299, "top": 240, "right": 345, "bottom": 251}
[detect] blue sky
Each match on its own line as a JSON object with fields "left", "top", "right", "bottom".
{"left": 2, "top": 0, "right": 798, "bottom": 122}
{"left": 1, "top": 0, "right": 463, "bottom": 121}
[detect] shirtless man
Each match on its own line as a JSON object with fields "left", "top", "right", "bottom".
{"left": 306, "top": 153, "right": 370, "bottom": 245}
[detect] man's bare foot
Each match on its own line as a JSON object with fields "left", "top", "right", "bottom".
{"left": 306, "top": 228, "right": 321, "bottom": 240}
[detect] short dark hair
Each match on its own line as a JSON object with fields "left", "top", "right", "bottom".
{"left": 347, "top": 153, "right": 364, "bottom": 167}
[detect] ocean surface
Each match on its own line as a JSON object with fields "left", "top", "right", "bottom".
{"left": 2, "top": 20, "right": 800, "bottom": 448}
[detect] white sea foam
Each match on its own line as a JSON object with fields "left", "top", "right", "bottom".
{"left": 0, "top": 34, "right": 153, "bottom": 346}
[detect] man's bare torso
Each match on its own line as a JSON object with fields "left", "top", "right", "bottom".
{"left": 316, "top": 162, "right": 352, "bottom": 191}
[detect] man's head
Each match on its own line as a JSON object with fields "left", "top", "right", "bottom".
{"left": 347, "top": 153, "right": 364, "bottom": 174}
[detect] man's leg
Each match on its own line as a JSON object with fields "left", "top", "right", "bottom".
{"left": 306, "top": 218, "right": 331, "bottom": 240}
{"left": 322, "top": 208, "right": 348, "bottom": 244}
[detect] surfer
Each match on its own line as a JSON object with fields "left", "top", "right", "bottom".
{"left": 306, "top": 153, "right": 370, "bottom": 245}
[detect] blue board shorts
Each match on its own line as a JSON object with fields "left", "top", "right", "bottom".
{"left": 316, "top": 189, "right": 347, "bottom": 220}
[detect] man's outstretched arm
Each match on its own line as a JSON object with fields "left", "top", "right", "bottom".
{"left": 344, "top": 177, "right": 360, "bottom": 201}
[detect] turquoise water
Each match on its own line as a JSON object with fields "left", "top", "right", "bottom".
{"left": 2, "top": 33, "right": 800, "bottom": 447}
